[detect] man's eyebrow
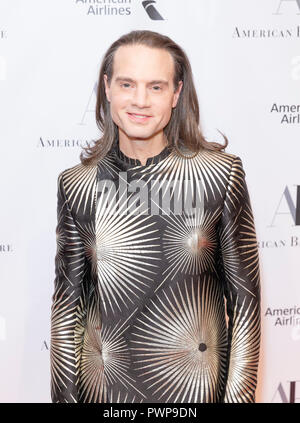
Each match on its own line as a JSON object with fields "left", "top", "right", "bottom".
{"left": 115, "top": 76, "right": 169, "bottom": 86}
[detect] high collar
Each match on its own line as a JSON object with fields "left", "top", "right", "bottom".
{"left": 111, "top": 135, "right": 173, "bottom": 168}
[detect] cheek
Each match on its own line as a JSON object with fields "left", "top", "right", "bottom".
{"left": 110, "top": 98, "right": 125, "bottom": 117}
{"left": 155, "top": 96, "right": 173, "bottom": 113}
{"left": 159, "top": 103, "right": 173, "bottom": 121}
{"left": 110, "top": 89, "right": 128, "bottom": 108}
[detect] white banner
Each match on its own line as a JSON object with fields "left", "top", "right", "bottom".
{"left": 0, "top": 0, "right": 299, "bottom": 403}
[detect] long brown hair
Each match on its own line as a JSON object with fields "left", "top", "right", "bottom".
{"left": 80, "top": 30, "right": 228, "bottom": 166}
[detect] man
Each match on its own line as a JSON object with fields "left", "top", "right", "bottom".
{"left": 50, "top": 30, "right": 261, "bottom": 403}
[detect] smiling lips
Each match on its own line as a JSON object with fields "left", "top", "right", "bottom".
{"left": 127, "top": 112, "right": 152, "bottom": 122}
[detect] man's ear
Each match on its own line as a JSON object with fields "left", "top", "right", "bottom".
{"left": 103, "top": 74, "right": 111, "bottom": 102}
{"left": 172, "top": 80, "right": 183, "bottom": 108}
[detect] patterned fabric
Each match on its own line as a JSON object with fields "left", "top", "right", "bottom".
{"left": 50, "top": 137, "right": 261, "bottom": 403}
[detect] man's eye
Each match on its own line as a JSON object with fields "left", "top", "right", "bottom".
{"left": 120, "top": 83, "right": 161, "bottom": 90}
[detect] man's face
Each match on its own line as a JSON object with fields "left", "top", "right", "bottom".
{"left": 103, "top": 44, "right": 182, "bottom": 143}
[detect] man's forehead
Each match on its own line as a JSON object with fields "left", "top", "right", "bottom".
{"left": 113, "top": 45, "right": 174, "bottom": 78}
{"left": 114, "top": 43, "right": 171, "bottom": 59}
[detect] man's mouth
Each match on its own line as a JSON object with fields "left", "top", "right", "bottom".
{"left": 127, "top": 112, "right": 152, "bottom": 122}
{"left": 128, "top": 113, "right": 152, "bottom": 118}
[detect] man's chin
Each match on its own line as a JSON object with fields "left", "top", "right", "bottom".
{"left": 120, "top": 130, "right": 157, "bottom": 141}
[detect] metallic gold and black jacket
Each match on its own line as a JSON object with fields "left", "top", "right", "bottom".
{"left": 50, "top": 137, "right": 261, "bottom": 403}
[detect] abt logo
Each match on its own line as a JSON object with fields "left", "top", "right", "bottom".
{"left": 273, "top": 381, "right": 300, "bottom": 402}
{"left": 142, "top": 0, "right": 164, "bottom": 20}
{"left": 269, "top": 185, "right": 300, "bottom": 226}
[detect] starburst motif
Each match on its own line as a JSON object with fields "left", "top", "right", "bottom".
{"left": 50, "top": 278, "right": 88, "bottom": 402}
{"left": 108, "top": 390, "right": 145, "bottom": 403}
{"left": 79, "top": 305, "right": 146, "bottom": 402}
{"left": 223, "top": 295, "right": 261, "bottom": 403}
{"left": 130, "top": 146, "right": 235, "bottom": 202}
{"left": 55, "top": 214, "right": 65, "bottom": 273}
{"left": 154, "top": 207, "right": 223, "bottom": 292}
{"left": 94, "top": 180, "right": 162, "bottom": 316}
{"left": 129, "top": 275, "right": 228, "bottom": 403}
{"left": 51, "top": 148, "right": 261, "bottom": 404}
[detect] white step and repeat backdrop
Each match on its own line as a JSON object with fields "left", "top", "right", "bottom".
{"left": 0, "top": 0, "right": 299, "bottom": 403}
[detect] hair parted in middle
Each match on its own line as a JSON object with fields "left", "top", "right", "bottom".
{"left": 80, "top": 29, "right": 228, "bottom": 166}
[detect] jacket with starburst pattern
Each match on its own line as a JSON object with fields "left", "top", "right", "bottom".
{"left": 50, "top": 137, "right": 261, "bottom": 403}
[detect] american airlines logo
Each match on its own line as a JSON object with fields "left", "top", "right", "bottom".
{"left": 234, "top": 0, "right": 300, "bottom": 39}
{"left": 273, "top": 0, "right": 300, "bottom": 15}
{"left": 269, "top": 185, "right": 300, "bottom": 226}
{"left": 272, "top": 381, "right": 300, "bottom": 403}
{"left": 74, "top": 0, "right": 164, "bottom": 18}
{"left": 142, "top": 0, "right": 164, "bottom": 20}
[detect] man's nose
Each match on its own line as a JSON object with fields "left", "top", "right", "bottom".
{"left": 131, "top": 85, "right": 150, "bottom": 108}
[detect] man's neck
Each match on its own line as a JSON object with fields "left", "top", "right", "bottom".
{"left": 118, "top": 133, "right": 168, "bottom": 166}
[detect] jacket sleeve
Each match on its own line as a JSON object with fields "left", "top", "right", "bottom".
{"left": 217, "top": 156, "right": 261, "bottom": 403}
{"left": 50, "top": 171, "right": 87, "bottom": 403}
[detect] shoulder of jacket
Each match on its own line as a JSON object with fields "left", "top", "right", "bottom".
{"left": 58, "top": 161, "right": 98, "bottom": 184}
{"left": 57, "top": 162, "right": 98, "bottom": 213}
{"left": 200, "top": 148, "right": 239, "bottom": 161}
{"left": 183, "top": 146, "right": 240, "bottom": 169}
{"left": 201, "top": 149, "right": 244, "bottom": 169}
{"left": 174, "top": 142, "right": 242, "bottom": 174}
